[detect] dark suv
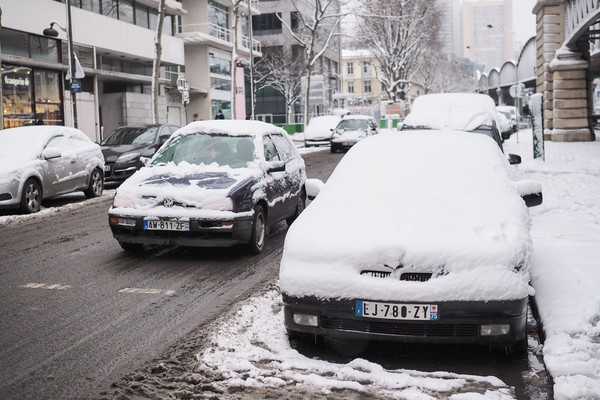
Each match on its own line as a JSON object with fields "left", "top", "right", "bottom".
{"left": 100, "top": 124, "right": 179, "bottom": 185}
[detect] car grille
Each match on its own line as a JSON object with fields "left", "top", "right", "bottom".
{"left": 400, "top": 273, "right": 432, "bottom": 282}
{"left": 321, "top": 317, "right": 478, "bottom": 337}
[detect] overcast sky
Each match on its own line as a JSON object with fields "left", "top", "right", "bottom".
{"left": 512, "top": 0, "right": 537, "bottom": 44}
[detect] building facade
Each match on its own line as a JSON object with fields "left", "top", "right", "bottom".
{"left": 251, "top": 0, "right": 341, "bottom": 124}
{"left": 1, "top": 0, "right": 186, "bottom": 141}
{"left": 463, "top": 0, "right": 514, "bottom": 73}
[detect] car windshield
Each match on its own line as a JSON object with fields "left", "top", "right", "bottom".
{"left": 100, "top": 127, "right": 158, "bottom": 146}
{"left": 336, "top": 119, "right": 369, "bottom": 130}
{"left": 152, "top": 133, "right": 255, "bottom": 168}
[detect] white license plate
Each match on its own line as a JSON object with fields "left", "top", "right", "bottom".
{"left": 355, "top": 300, "right": 438, "bottom": 321}
{"left": 104, "top": 165, "right": 111, "bottom": 173}
{"left": 144, "top": 220, "right": 189, "bottom": 231}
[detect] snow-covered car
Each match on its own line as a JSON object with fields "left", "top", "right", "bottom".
{"left": 401, "top": 93, "right": 521, "bottom": 164}
{"left": 0, "top": 126, "right": 105, "bottom": 214}
{"left": 303, "top": 115, "right": 341, "bottom": 147}
{"left": 496, "top": 106, "right": 518, "bottom": 139}
{"left": 100, "top": 124, "right": 179, "bottom": 185}
{"left": 280, "top": 130, "right": 542, "bottom": 350}
{"left": 108, "top": 120, "right": 307, "bottom": 254}
{"left": 330, "top": 115, "right": 379, "bottom": 153}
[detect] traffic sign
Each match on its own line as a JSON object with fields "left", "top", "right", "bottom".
{"left": 70, "top": 79, "right": 81, "bottom": 93}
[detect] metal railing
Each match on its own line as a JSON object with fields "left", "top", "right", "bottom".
{"left": 241, "top": 36, "right": 261, "bottom": 53}
{"left": 179, "top": 23, "right": 231, "bottom": 43}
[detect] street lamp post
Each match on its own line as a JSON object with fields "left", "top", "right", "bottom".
{"left": 43, "top": 0, "right": 78, "bottom": 129}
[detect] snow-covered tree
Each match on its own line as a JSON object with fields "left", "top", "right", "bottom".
{"left": 278, "top": 0, "right": 347, "bottom": 124}
{"left": 356, "top": 0, "right": 441, "bottom": 101}
{"left": 253, "top": 48, "right": 305, "bottom": 123}
{"left": 151, "top": 0, "right": 167, "bottom": 124}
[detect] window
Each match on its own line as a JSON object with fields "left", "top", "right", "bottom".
{"left": 291, "top": 11, "right": 301, "bottom": 30}
{"left": 252, "top": 13, "right": 282, "bottom": 35}
{"left": 348, "top": 82, "right": 354, "bottom": 93}
{"left": 347, "top": 62, "right": 353, "bottom": 74}
{"left": 101, "top": 0, "right": 117, "bottom": 18}
{"left": 209, "top": 54, "right": 231, "bottom": 76}
{"left": 118, "top": 0, "right": 134, "bottom": 24}
{"left": 364, "top": 80, "right": 372, "bottom": 93}
{"left": 363, "top": 61, "right": 370, "bottom": 74}
{"left": 81, "top": 0, "right": 101, "bottom": 13}
{"left": 263, "top": 136, "right": 281, "bottom": 161}
{"left": 209, "top": 1, "right": 229, "bottom": 30}
{"left": 1, "top": 29, "right": 60, "bottom": 63}
{"left": 135, "top": 4, "right": 149, "bottom": 28}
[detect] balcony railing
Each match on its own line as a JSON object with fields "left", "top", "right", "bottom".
{"left": 179, "top": 23, "right": 231, "bottom": 43}
{"left": 241, "top": 36, "right": 262, "bottom": 53}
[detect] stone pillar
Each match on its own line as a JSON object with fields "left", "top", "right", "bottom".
{"left": 533, "top": 0, "right": 594, "bottom": 141}
{"left": 549, "top": 47, "right": 594, "bottom": 141}
{"left": 533, "top": 1, "right": 564, "bottom": 139}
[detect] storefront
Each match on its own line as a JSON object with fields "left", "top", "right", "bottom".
{"left": 2, "top": 64, "right": 64, "bottom": 128}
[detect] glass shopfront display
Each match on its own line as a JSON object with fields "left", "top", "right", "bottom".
{"left": 2, "top": 64, "right": 63, "bottom": 128}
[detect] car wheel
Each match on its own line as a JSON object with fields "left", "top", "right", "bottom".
{"left": 286, "top": 189, "right": 306, "bottom": 226}
{"left": 119, "top": 241, "right": 144, "bottom": 252}
{"left": 330, "top": 144, "right": 337, "bottom": 153}
{"left": 84, "top": 168, "right": 104, "bottom": 198}
{"left": 247, "top": 204, "right": 266, "bottom": 254}
{"left": 20, "top": 179, "right": 42, "bottom": 214}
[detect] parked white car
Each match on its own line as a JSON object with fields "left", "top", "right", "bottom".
{"left": 280, "top": 130, "right": 542, "bottom": 352}
{"left": 330, "top": 115, "right": 379, "bottom": 153}
{"left": 0, "top": 126, "right": 105, "bottom": 213}
{"left": 303, "top": 115, "right": 341, "bottom": 147}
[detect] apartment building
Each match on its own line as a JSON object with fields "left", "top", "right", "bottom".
{"left": 339, "top": 49, "right": 381, "bottom": 114}
{"left": 251, "top": 0, "right": 341, "bottom": 123}
{"left": 1, "top": 0, "right": 186, "bottom": 141}
{"left": 179, "top": 0, "right": 261, "bottom": 121}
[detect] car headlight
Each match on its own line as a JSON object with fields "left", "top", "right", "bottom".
{"left": 204, "top": 197, "right": 233, "bottom": 211}
{"left": 116, "top": 152, "right": 141, "bottom": 163}
{"left": 112, "top": 192, "right": 135, "bottom": 208}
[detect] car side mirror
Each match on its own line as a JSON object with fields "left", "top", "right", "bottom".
{"left": 508, "top": 153, "right": 521, "bottom": 165}
{"left": 267, "top": 161, "right": 286, "bottom": 173}
{"left": 513, "top": 179, "right": 543, "bottom": 207}
{"left": 306, "top": 178, "right": 325, "bottom": 200}
{"left": 42, "top": 147, "right": 62, "bottom": 160}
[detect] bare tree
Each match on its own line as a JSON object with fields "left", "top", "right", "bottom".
{"left": 356, "top": 0, "right": 441, "bottom": 101}
{"left": 279, "top": 0, "right": 347, "bottom": 125}
{"left": 254, "top": 48, "right": 305, "bottom": 123}
{"left": 152, "top": 0, "right": 167, "bottom": 124}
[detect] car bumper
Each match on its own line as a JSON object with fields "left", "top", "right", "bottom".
{"left": 330, "top": 138, "right": 360, "bottom": 149}
{"left": 282, "top": 294, "right": 528, "bottom": 346}
{"left": 304, "top": 138, "right": 331, "bottom": 147}
{"left": 108, "top": 213, "right": 254, "bottom": 247}
{"left": 103, "top": 163, "right": 139, "bottom": 183}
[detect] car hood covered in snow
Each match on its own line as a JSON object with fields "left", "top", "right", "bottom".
{"left": 279, "top": 131, "right": 534, "bottom": 302}
{"left": 110, "top": 163, "right": 261, "bottom": 218}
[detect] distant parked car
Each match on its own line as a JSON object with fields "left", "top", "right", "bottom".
{"left": 303, "top": 115, "right": 341, "bottom": 147}
{"left": 100, "top": 124, "right": 179, "bottom": 185}
{"left": 280, "top": 130, "right": 543, "bottom": 352}
{"left": 330, "top": 115, "right": 379, "bottom": 153}
{"left": 496, "top": 106, "right": 518, "bottom": 138}
{"left": 401, "top": 93, "right": 521, "bottom": 164}
{"left": 108, "top": 120, "right": 307, "bottom": 253}
{"left": 0, "top": 126, "right": 105, "bottom": 213}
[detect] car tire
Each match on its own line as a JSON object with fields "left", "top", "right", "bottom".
{"left": 286, "top": 189, "right": 306, "bottom": 226}
{"left": 330, "top": 144, "right": 337, "bottom": 153}
{"left": 247, "top": 204, "right": 266, "bottom": 254}
{"left": 119, "top": 241, "right": 144, "bottom": 252}
{"left": 20, "top": 178, "right": 42, "bottom": 214}
{"left": 84, "top": 168, "right": 104, "bottom": 198}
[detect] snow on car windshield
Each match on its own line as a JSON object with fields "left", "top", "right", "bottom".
{"left": 152, "top": 133, "right": 255, "bottom": 168}
{"left": 100, "top": 127, "right": 157, "bottom": 146}
{"left": 336, "top": 118, "right": 369, "bottom": 130}
{"left": 280, "top": 130, "right": 533, "bottom": 302}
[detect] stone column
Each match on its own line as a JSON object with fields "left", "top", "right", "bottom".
{"left": 533, "top": 1, "right": 564, "bottom": 139}
{"left": 549, "top": 47, "right": 594, "bottom": 141}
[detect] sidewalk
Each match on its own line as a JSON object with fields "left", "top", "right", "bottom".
{"left": 503, "top": 130, "right": 600, "bottom": 400}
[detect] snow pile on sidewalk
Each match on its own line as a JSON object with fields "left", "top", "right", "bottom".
{"left": 505, "top": 132, "right": 600, "bottom": 400}
{"left": 196, "top": 285, "right": 515, "bottom": 399}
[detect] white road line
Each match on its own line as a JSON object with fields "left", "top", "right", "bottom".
{"left": 118, "top": 287, "right": 176, "bottom": 296}
{"left": 21, "top": 283, "right": 72, "bottom": 290}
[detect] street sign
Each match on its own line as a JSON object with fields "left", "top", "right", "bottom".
{"left": 66, "top": 53, "right": 85, "bottom": 80}
{"left": 509, "top": 83, "right": 525, "bottom": 98}
{"left": 70, "top": 79, "right": 81, "bottom": 93}
{"left": 177, "top": 75, "right": 190, "bottom": 105}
